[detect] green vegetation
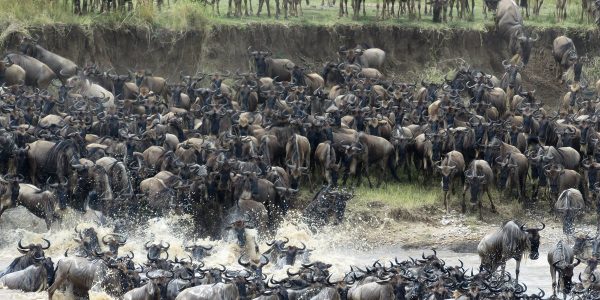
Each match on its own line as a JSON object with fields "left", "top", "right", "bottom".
{"left": 0, "top": 0, "right": 597, "bottom": 30}
{"left": 352, "top": 182, "right": 440, "bottom": 209}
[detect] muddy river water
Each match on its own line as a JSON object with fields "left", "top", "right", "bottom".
{"left": 0, "top": 207, "right": 587, "bottom": 299}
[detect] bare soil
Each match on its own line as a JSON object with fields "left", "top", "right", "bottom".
{"left": 1, "top": 24, "right": 598, "bottom": 107}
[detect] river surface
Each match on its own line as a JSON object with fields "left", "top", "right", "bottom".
{"left": 0, "top": 206, "right": 588, "bottom": 299}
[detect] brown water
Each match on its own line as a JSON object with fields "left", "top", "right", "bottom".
{"left": 0, "top": 206, "right": 586, "bottom": 299}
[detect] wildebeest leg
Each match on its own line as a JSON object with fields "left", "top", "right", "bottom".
{"left": 515, "top": 258, "right": 521, "bottom": 282}
{"left": 550, "top": 265, "right": 557, "bottom": 295}
{"left": 257, "top": 0, "right": 264, "bottom": 15}
{"left": 461, "top": 183, "right": 468, "bottom": 213}
{"left": 478, "top": 197, "right": 483, "bottom": 220}
{"left": 486, "top": 187, "right": 496, "bottom": 212}
{"left": 362, "top": 0, "right": 366, "bottom": 16}
{"left": 444, "top": 191, "right": 449, "bottom": 212}
{"left": 227, "top": 0, "right": 233, "bottom": 16}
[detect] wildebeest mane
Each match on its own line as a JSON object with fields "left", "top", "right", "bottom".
{"left": 43, "top": 140, "right": 77, "bottom": 174}
{"left": 500, "top": 220, "right": 530, "bottom": 258}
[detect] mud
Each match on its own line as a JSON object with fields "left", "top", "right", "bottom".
{"left": 1, "top": 24, "right": 599, "bottom": 105}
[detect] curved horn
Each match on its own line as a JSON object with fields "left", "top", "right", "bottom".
{"left": 41, "top": 238, "right": 51, "bottom": 250}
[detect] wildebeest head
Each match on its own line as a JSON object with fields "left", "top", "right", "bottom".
{"left": 512, "top": 31, "right": 539, "bottom": 66}
{"left": 74, "top": 225, "right": 100, "bottom": 255}
{"left": 289, "top": 65, "right": 306, "bottom": 86}
{"left": 544, "top": 163, "right": 565, "bottom": 195}
{"left": 465, "top": 170, "right": 486, "bottom": 204}
{"left": 426, "top": 131, "right": 446, "bottom": 162}
{"left": 466, "top": 81, "right": 494, "bottom": 104}
{"left": 46, "top": 176, "right": 69, "bottom": 210}
{"left": 108, "top": 73, "right": 132, "bottom": 100}
{"left": 282, "top": 242, "right": 307, "bottom": 266}
{"left": 501, "top": 60, "right": 523, "bottom": 89}
{"left": 496, "top": 154, "right": 518, "bottom": 189}
{"left": 184, "top": 243, "right": 213, "bottom": 261}
{"left": 420, "top": 80, "right": 440, "bottom": 102}
{"left": 102, "top": 233, "right": 127, "bottom": 256}
{"left": 198, "top": 264, "right": 226, "bottom": 284}
{"left": 248, "top": 47, "right": 272, "bottom": 77}
{"left": 436, "top": 162, "right": 457, "bottom": 192}
{"left": 19, "top": 39, "right": 39, "bottom": 57}
{"left": 17, "top": 238, "right": 50, "bottom": 259}
{"left": 145, "top": 270, "right": 174, "bottom": 299}
{"left": 134, "top": 70, "right": 152, "bottom": 87}
{"left": 322, "top": 63, "right": 343, "bottom": 86}
{"left": 520, "top": 222, "right": 545, "bottom": 259}
{"left": 553, "top": 258, "right": 581, "bottom": 294}
{"left": 144, "top": 241, "right": 170, "bottom": 261}
{"left": 238, "top": 254, "right": 269, "bottom": 278}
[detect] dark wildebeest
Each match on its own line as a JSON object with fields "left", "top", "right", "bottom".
{"left": 248, "top": 47, "right": 295, "bottom": 81}
{"left": 548, "top": 240, "right": 581, "bottom": 298}
{"left": 436, "top": 150, "right": 465, "bottom": 212}
{"left": 20, "top": 40, "right": 79, "bottom": 82}
{"left": 185, "top": 243, "right": 213, "bottom": 261}
{"left": 0, "top": 239, "right": 50, "bottom": 277}
{"left": 552, "top": 36, "right": 578, "bottom": 81}
{"left": 496, "top": 0, "right": 539, "bottom": 65}
{"left": 555, "top": 188, "right": 585, "bottom": 235}
{"left": 462, "top": 159, "right": 495, "bottom": 219}
{"left": 25, "top": 139, "right": 81, "bottom": 188}
{"left": 478, "top": 220, "right": 545, "bottom": 282}
{"left": 496, "top": 152, "right": 528, "bottom": 201}
{"left": 5, "top": 53, "right": 56, "bottom": 89}
{"left": 0, "top": 257, "right": 54, "bottom": 292}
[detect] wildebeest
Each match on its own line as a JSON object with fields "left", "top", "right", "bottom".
{"left": 496, "top": 0, "right": 538, "bottom": 65}
{"left": 548, "top": 240, "right": 581, "bottom": 298}
{"left": 20, "top": 40, "right": 79, "bottom": 82}
{"left": 0, "top": 257, "right": 54, "bottom": 292}
{"left": 555, "top": 188, "right": 585, "bottom": 235}
{"left": 462, "top": 159, "right": 495, "bottom": 219}
{"left": 5, "top": 53, "right": 56, "bottom": 88}
{"left": 174, "top": 281, "right": 241, "bottom": 300}
{"left": 478, "top": 220, "right": 545, "bottom": 281}
{"left": 66, "top": 74, "right": 115, "bottom": 108}
{"left": 248, "top": 47, "right": 295, "bottom": 81}
{"left": 341, "top": 47, "right": 386, "bottom": 69}
{"left": 552, "top": 36, "right": 578, "bottom": 81}
{"left": 123, "top": 270, "right": 173, "bottom": 300}
{"left": 0, "top": 239, "right": 50, "bottom": 277}
{"left": 436, "top": 150, "right": 465, "bottom": 212}
{"left": 0, "top": 56, "right": 26, "bottom": 86}
{"left": 47, "top": 255, "right": 112, "bottom": 299}
{"left": 16, "top": 183, "right": 59, "bottom": 229}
